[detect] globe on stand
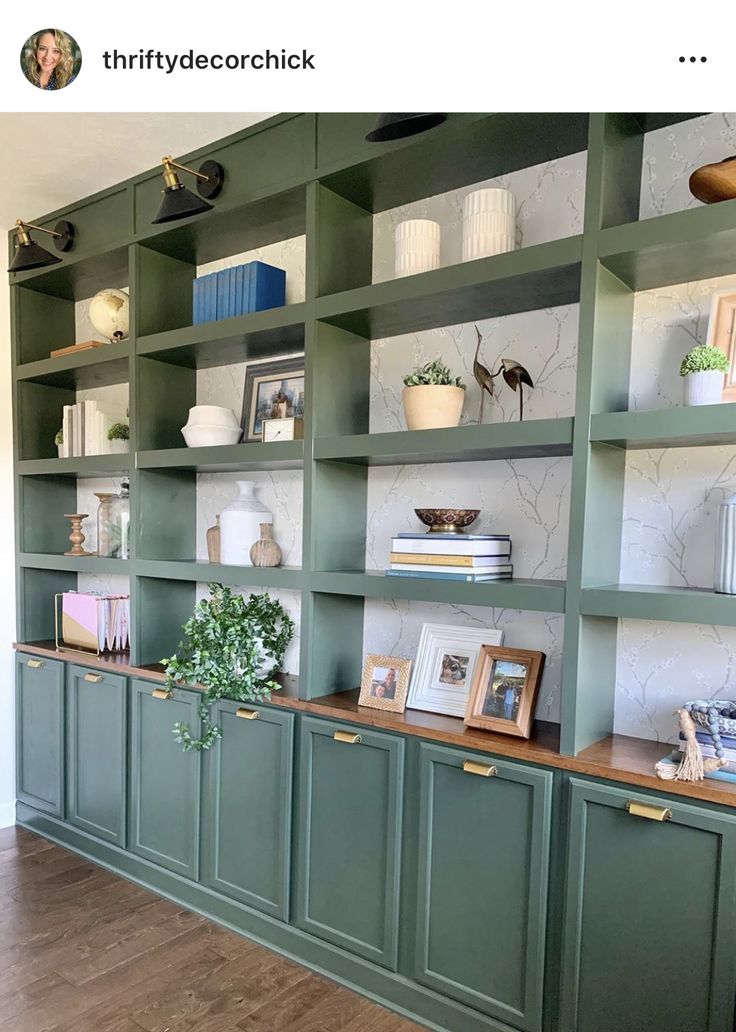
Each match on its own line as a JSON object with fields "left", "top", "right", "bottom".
{"left": 89, "top": 288, "right": 129, "bottom": 343}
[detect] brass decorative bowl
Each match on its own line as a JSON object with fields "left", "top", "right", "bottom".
{"left": 414, "top": 508, "right": 480, "bottom": 533}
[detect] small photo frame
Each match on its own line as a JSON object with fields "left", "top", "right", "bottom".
{"left": 407, "top": 623, "right": 503, "bottom": 717}
{"left": 464, "top": 646, "right": 545, "bottom": 739}
{"left": 706, "top": 288, "right": 736, "bottom": 402}
{"left": 358, "top": 654, "right": 412, "bottom": 713}
{"left": 241, "top": 354, "right": 305, "bottom": 443}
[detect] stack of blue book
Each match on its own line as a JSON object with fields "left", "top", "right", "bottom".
{"left": 386, "top": 532, "right": 513, "bottom": 582}
{"left": 192, "top": 261, "right": 286, "bottom": 324}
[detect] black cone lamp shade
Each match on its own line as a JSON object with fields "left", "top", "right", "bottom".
{"left": 365, "top": 113, "right": 447, "bottom": 143}
{"left": 152, "top": 157, "right": 225, "bottom": 225}
{"left": 8, "top": 219, "right": 75, "bottom": 273}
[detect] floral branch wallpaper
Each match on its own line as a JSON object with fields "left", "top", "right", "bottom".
{"left": 72, "top": 112, "right": 736, "bottom": 742}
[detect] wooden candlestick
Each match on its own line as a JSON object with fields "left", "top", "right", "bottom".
{"left": 64, "top": 513, "right": 92, "bottom": 556}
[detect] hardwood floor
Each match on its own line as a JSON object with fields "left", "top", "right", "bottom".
{"left": 0, "top": 826, "right": 426, "bottom": 1032}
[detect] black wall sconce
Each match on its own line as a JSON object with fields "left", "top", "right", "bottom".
{"left": 8, "top": 219, "right": 75, "bottom": 273}
{"left": 365, "top": 113, "right": 447, "bottom": 143}
{"left": 152, "top": 156, "right": 226, "bottom": 224}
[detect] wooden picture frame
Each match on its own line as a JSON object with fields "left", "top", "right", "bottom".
{"left": 406, "top": 623, "right": 503, "bottom": 717}
{"left": 358, "top": 654, "right": 412, "bottom": 713}
{"left": 706, "top": 288, "right": 736, "bottom": 402}
{"left": 241, "top": 354, "right": 305, "bottom": 442}
{"left": 464, "top": 646, "right": 545, "bottom": 739}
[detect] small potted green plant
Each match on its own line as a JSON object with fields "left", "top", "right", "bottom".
{"left": 161, "top": 584, "right": 294, "bottom": 751}
{"left": 54, "top": 428, "right": 64, "bottom": 458}
{"left": 680, "top": 345, "right": 729, "bottom": 406}
{"left": 402, "top": 359, "right": 466, "bottom": 430}
{"left": 107, "top": 422, "right": 129, "bottom": 453}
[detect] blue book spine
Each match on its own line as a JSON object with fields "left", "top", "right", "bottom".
{"left": 228, "top": 266, "right": 238, "bottom": 320}
{"left": 251, "top": 261, "right": 286, "bottom": 312}
{"left": 241, "top": 263, "right": 253, "bottom": 314}
{"left": 216, "top": 269, "right": 230, "bottom": 321}
{"left": 201, "top": 273, "right": 214, "bottom": 322}
{"left": 385, "top": 569, "right": 512, "bottom": 582}
{"left": 192, "top": 278, "right": 202, "bottom": 324}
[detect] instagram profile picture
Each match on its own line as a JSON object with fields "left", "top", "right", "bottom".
{"left": 21, "top": 29, "right": 81, "bottom": 90}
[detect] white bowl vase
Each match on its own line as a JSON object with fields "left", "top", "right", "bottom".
{"left": 402, "top": 385, "right": 465, "bottom": 431}
{"left": 181, "top": 425, "right": 242, "bottom": 448}
{"left": 108, "top": 439, "right": 129, "bottom": 454}
{"left": 185, "top": 405, "right": 240, "bottom": 428}
{"left": 220, "top": 481, "right": 274, "bottom": 567}
{"left": 715, "top": 494, "right": 736, "bottom": 594}
{"left": 462, "top": 188, "right": 517, "bottom": 260}
{"left": 395, "top": 219, "right": 441, "bottom": 278}
{"left": 683, "top": 371, "right": 724, "bottom": 406}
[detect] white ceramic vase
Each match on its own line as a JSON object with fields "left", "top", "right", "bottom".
{"left": 462, "top": 188, "right": 517, "bottom": 261}
{"left": 220, "top": 481, "right": 274, "bottom": 567}
{"left": 395, "top": 219, "right": 441, "bottom": 278}
{"left": 402, "top": 385, "right": 465, "bottom": 430}
{"left": 715, "top": 494, "right": 736, "bottom": 594}
{"left": 683, "top": 371, "right": 724, "bottom": 406}
{"left": 108, "top": 439, "right": 129, "bottom": 454}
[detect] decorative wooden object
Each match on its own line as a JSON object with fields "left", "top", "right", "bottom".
{"left": 206, "top": 515, "right": 221, "bottom": 563}
{"left": 689, "top": 156, "right": 736, "bottom": 204}
{"left": 50, "top": 340, "right": 105, "bottom": 358}
{"left": 250, "top": 523, "right": 282, "bottom": 567}
{"left": 63, "top": 513, "right": 92, "bottom": 557}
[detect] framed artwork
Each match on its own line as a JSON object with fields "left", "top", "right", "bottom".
{"left": 358, "top": 654, "right": 412, "bottom": 713}
{"left": 406, "top": 623, "right": 504, "bottom": 717}
{"left": 464, "top": 646, "right": 545, "bottom": 739}
{"left": 241, "top": 354, "right": 305, "bottom": 442}
{"left": 706, "top": 288, "right": 736, "bottom": 401}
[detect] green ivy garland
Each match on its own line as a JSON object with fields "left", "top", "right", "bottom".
{"left": 161, "top": 584, "right": 294, "bottom": 751}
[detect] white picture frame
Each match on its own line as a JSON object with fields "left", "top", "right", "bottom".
{"left": 407, "top": 623, "right": 504, "bottom": 717}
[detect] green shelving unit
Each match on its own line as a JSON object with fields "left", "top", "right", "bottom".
{"left": 12, "top": 110, "right": 725, "bottom": 760}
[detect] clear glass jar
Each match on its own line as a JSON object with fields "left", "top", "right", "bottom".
{"left": 96, "top": 481, "right": 130, "bottom": 559}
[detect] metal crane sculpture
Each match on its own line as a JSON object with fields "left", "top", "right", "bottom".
{"left": 473, "top": 325, "right": 535, "bottom": 422}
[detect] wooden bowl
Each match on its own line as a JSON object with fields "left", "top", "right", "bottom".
{"left": 689, "top": 156, "right": 736, "bottom": 204}
{"left": 414, "top": 508, "right": 480, "bottom": 533}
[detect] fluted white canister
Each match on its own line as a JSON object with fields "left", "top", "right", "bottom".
{"left": 220, "top": 480, "right": 273, "bottom": 567}
{"left": 462, "top": 188, "right": 517, "bottom": 261}
{"left": 395, "top": 219, "right": 440, "bottom": 277}
{"left": 715, "top": 494, "right": 736, "bottom": 594}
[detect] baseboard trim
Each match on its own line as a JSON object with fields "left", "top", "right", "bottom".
{"left": 16, "top": 804, "right": 520, "bottom": 1032}
{"left": 0, "top": 800, "right": 15, "bottom": 829}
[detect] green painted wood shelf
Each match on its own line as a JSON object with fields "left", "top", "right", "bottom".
{"left": 18, "top": 553, "right": 130, "bottom": 574}
{"left": 580, "top": 584, "right": 736, "bottom": 627}
{"left": 590, "top": 405, "right": 736, "bottom": 450}
{"left": 314, "top": 418, "right": 574, "bottom": 466}
{"left": 12, "top": 111, "right": 728, "bottom": 758}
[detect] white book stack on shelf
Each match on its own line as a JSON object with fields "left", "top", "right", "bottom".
{"left": 61, "top": 400, "right": 127, "bottom": 458}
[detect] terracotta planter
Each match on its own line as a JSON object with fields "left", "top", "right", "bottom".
{"left": 402, "top": 385, "right": 465, "bottom": 431}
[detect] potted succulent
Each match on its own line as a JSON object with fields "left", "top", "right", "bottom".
{"left": 680, "top": 345, "right": 729, "bottom": 406}
{"left": 402, "top": 359, "right": 466, "bottom": 430}
{"left": 161, "top": 584, "right": 294, "bottom": 751}
{"left": 54, "top": 428, "right": 64, "bottom": 458}
{"left": 107, "top": 422, "right": 130, "bottom": 453}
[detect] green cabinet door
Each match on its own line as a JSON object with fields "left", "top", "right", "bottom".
{"left": 296, "top": 716, "right": 404, "bottom": 969}
{"left": 66, "top": 665, "right": 127, "bottom": 846}
{"left": 561, "top": 778, "right": 736, "bottom": 1032}
{"left": 129, "top": 680, "right": 201, "bottom": 879}
{"left": 15, "top": 653, "right": 65, "bottom": 817}
{"left": 415, "top": 743, "right": 552, "bottom": 1031}
{"left": 202, "top": 699, "right": 294, "bottom": 920}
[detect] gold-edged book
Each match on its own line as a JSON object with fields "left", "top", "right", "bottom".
{"left": 50, "top": 340, "right": 106, "bottom": 358}
{"left": 390, "top": 551, "right": 509, "bottom": 567}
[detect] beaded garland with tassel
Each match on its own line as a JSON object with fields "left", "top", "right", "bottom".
{"left": 655, "top": 707, "right": 728, "bottom": 782}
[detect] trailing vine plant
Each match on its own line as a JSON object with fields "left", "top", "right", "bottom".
{"left": 161, "top": 584, "right": 294, "bottom": 751}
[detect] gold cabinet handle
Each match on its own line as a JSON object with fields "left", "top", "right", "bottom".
{"left": 334, "top": 730, "right": 361, "bottom": 745}
{"left": 26, "top": 659, "right": 44, "bottom": 669}
{"left": 463, "top": 760, "right": 497, "bottom": 777}
{"left": 236, "top": 707, "right": 260, "bottom": 720}
{"left": 84, "top": 673, "right": 103, "bottom": 683}
{"left": 152, "top": 688, "right": 171, "bottom": 700}
{"left": 626, "top": 800, "right": 672, "bottom": 822}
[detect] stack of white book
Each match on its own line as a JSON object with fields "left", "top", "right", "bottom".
{"left": 59, "top": 400, "right": 127, "bottom": 458}
{"left": 386, "top": 533, "right": 513, "bottom": 581}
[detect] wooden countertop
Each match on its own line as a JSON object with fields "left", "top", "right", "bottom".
{"left": 15, "top": 640, "right": 736, "bottom": 809}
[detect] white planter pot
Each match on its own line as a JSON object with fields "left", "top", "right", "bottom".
{"left": 683, "top": 370, "right": 724, "bottom": 406}
{"left": 402, "top": 385, "right": 465, "bottom": 431}
{"left": 220, "top": 480, "right": 274, "bottom": 566}
{"left": 715, "top": 494, "right": 736, "bottom": 594}
{"left": 462, "top": 188, "right": 517, "bottom": 261}
{"left": 57, "top": 444, "right": 64, "bottom": 459}
{"left": 395, "top": 219, "right": 441, "bottom": 278}
{"left": 108, "top": 439, "right": 129, "bottom": 454}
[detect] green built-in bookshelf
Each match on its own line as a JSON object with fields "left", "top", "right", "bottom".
{"left": 12, "top": 111, "right": 725, "bottom": 758}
